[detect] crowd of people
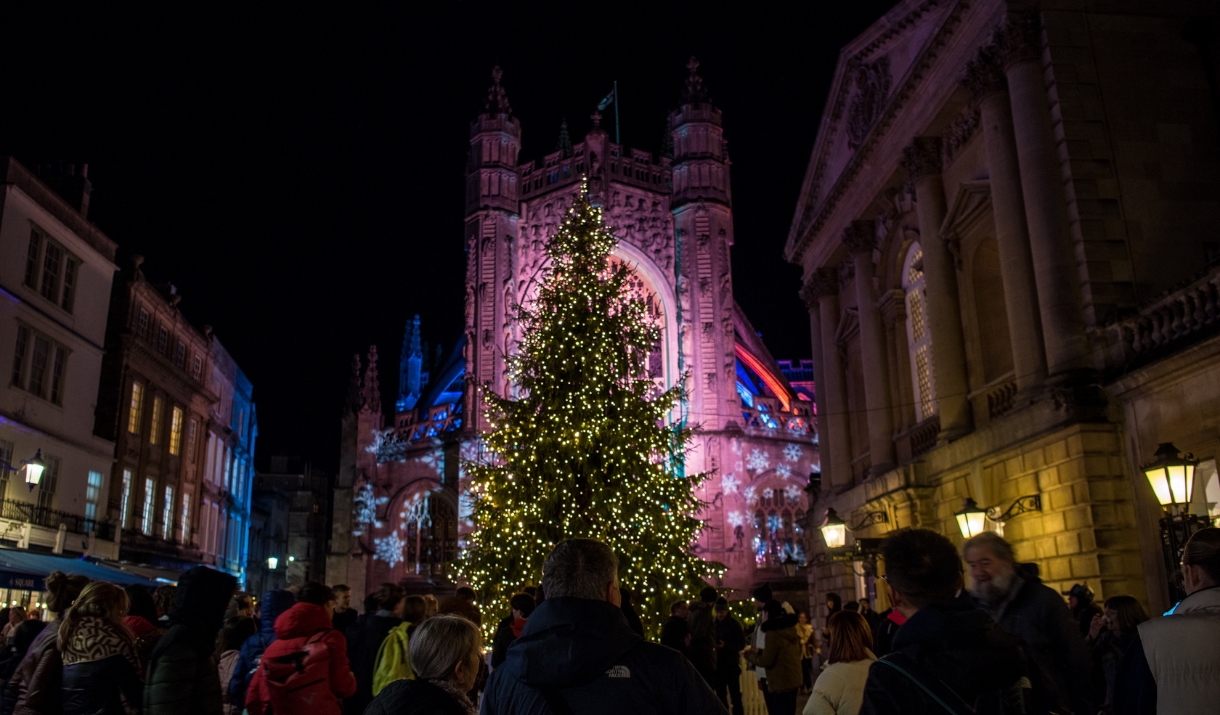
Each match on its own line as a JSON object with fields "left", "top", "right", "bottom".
{"left": 0, "top": 527, "right": 1209, "bottom": 714}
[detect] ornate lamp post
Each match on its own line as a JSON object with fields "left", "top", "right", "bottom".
{"left": 817, "top": 508, "right": 889, "bottom": 574}
{"left": 953, "top": 494, "right": 1042, "bottom": 539}
{"left": 1141, "top": 442, "right": 1209, "bottom": 603}
{"left": 1, "top": 448, "right": 45, "bottom": 493}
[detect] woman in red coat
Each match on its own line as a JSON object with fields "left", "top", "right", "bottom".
{"left": 247, "top": 582, "right": 356, "bottom": 715}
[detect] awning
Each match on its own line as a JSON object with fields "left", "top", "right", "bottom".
{"left": 0, "top": 549, "right": 158, "bottom": 589}
{"left": 94, "top": 561, "right": 186, "bottom": 585}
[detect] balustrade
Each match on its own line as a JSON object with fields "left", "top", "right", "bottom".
{"left": 1106, "top": 265, "right": 1220, "bottom": 370}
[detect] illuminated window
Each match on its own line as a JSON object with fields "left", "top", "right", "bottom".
{"left": 162, "top": 485, "right": 174, "bottom": 539}
{"left": 128, "top": 383, "right": 144, "bottom": 434}
{"left": 142, "top": 478, "right": 155, "bottom": 536}
{"left": 903, "top": 243, "right": 938, "bottom": 420}
{"left": 120, "top": 468, "right": 133, "bottom": 528}
{"left": 85, "top": 470, "right": 103, "bottom": 524}
{"left": 150, "top": 397, "right": 163, "bottom": 445}
{"left": 187, "top": 419, "right": 198, "bottom": 463}
{"left": 169, "top": 407, "right": 183, "bottom": 456}
{"left": 180, "top": 493, "right": 191, "bottom": 544}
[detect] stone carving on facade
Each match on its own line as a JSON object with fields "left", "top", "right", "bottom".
{"left": 360, "top": 346, "right": 380, "bottom": 413}
{"left": 992, "top": 12, "right": 1042, "bottom": 69}
{"left": 846, "top": 56, "right": 892, "bottom": 150}
{"left": 843, "top": 219, "right": 879, "bottom": 255}
{"left": 485, "top": 66, "right": 512, "bottom": 116}
{"left": 900, "top": 136, "right": 944, "bottom": 180}
{"left": 962, "top": 43, "right": 1007, "bottom": 99}
{"left": 682, "top": 56, "right": 709, "bottom": 105}
{"left": 839, "top": 260, "right": 856, "bottom": 286}
{"left": 942, "top": 109, "right": 980, "bottom": 164}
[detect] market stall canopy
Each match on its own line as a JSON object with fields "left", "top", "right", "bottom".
{"left": 0, "top": 548, "right": 159, "bottom": 590}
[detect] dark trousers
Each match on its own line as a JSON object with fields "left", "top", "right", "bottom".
{"left": 715, "top": 670, "right": 744, "bottom": 714}
{"left": 762, "top": 686, "right": 797, "bottom": 715}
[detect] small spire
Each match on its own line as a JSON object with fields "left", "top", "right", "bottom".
{"left": 682, "top": 56, "right": 709, "bottom": 105}
{"left": 591, "top": 110, "right": 602, "bottom": 128}
{"left": 661, "top": 123, "right": 675, "bottom": 158}
{"left": 485, "top": 66, "right": 512, "bottom": 116}
{"left": 361, "top": 346, "right": 381, "bottom": 413}
{"left": 555, "top": 116, "right": 573, "bottom": 158}
{"left": 346, "top": 354, "right": 363, "bottom": 413}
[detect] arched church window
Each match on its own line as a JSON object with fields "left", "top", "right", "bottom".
{"left": 903, "top": 243, "right": 938, "bottom": 420}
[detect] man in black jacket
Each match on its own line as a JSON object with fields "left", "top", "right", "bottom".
{"left": 860, "top": 529, "right": 1047, "bottom": 715}
{"left": 481, "top": 538, "right": 727, "bottom": 715}
{"left": 964, "top": 532, "right": 1093, "bottom": 715}
{"left": 686, "top": 587, "right": 718, "bottom": 686}
{"left": 345, "top": 582, "right": 405, "bottom": 715}
{"left": 713, "top": 598, "right": 745, "bottom": 715}
{"left": 660, "top": 600, "right": 689, "bottom": 651}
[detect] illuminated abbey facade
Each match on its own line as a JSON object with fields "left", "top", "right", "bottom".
{"left": 328, "top": 61, "right": 819, "bottom": 607}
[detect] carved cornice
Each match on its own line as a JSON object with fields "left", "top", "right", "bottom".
{"left": 878, "top": 289, "right": 907, "bottom": 328}
{"left": 901, "top": 137, "right": 943, "bottom": 180}
{"left": 806, "top": 267, "right": 842, "bottom": 301}
{"left": 993, "top": 11, "right": 1042, "bottom": 69}
{"left": 961, "top": 43, "right": 1007, "bottom": 99}
{"left": 843, "top": 219, "right": 879, "bottom": 254}
{"left": 943, "top": 109, "right": 980, "bottom": 164}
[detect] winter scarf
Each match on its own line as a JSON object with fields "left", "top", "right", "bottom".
{"left": 60, "top": 616, "right": 142, "bottom": 675}
{"left": 510, "top": 617, "right": 527, "bottom": 638}
{"left": 426, "top": 678, "right": 476, "bottom": 715}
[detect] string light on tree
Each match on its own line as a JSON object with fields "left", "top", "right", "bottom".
{"left": 457, "top": 182, "right": 719, "bottom": 634}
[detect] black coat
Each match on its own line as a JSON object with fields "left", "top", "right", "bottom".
{"left": 481, "top": 597, "right": 727, "bottom": 715}
{"left": 62, "top": 654, "right": 143, "bottom": 715}
{"left": 977, "top": 571, "right": 1094, "bottom": 715}
{"left": 859, "top": 595, "right": 1044, "bottom": 715}
{"left": 871, "top": 609, "right": 902, "bottom": 659}
{"left": 365, "top": 678, "right": 469, "bottom": 715}
{"left": 714, "top": 615, "right": 745, "bottom": 675}
{"left": 659, "top": 615, "right": 688, "bottom": 652}
{"left": 345, "top": 613, "right": 402, "bottom": 715}
{"left": 491, "top": 615, "right": 517, "bottom": 670}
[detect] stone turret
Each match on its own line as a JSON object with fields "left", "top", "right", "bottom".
{"left": 466, "top": 67, "right": 521, "bottom": 215}
{"left": 668, "top": 57, "right": 731, "bottom": 208}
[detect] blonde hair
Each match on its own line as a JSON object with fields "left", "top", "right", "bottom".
{"left": 826, "top": 610, "right": 873, "bottom": 664}
{"left": 57, "top": 582, "right": 131, "bottom": 652}
{"left": 408, "top": 614, "right": 483, "bottom": 681}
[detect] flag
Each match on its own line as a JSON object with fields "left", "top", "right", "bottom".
{"left": 597, "top": 87, "right": 616, "bottom": 111}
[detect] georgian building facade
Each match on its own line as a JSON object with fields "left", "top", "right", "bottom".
{"left": 95, "top": 258, "right": 257, "bottom": 581}
{"left": 788, "top": 0, "right": 1220, "bottom": 618}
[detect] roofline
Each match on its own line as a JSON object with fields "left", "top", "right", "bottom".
{"left": 0, "top": 156, "right": 117, "bottom": 262}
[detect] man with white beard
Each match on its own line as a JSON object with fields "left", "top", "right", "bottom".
{"left": 963, "top": 532, "right": 1093, "bottom": 715}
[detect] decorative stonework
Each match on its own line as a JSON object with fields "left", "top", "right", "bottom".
{"left": 806, "top": 267, "right": 842, "bottom": 303}
{"left": 962, "top": 44, "right": 1007, "bottom": 99}
{"left": 485, "top": 66, "right": 512, "bottom": 116}
{"left": 900, "top": 136, "right": 944, "bottom": 180}
{"left": 993, "top": 12, "right": 1042, "bottom": 69}
{"left": 942, "top": 109, "right": 980, "bottom": 164}
{"left": 682, "top": 56, "right": 709, "bottom": 105}
{"left": 843, "top": 219, "right": 879, "bottom": 254}
{"left": 846, "top": 56, "right": 892, "bottom": 150}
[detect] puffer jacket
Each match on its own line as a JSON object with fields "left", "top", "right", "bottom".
{"left": 481, "top": 596, "right": 727, "bottom": 715}
{"left": 365, "top": 678, "right": 472, "bottom": 715}
{"left": 372, "top": 620, "right": 415, "bottom": 695}
{"left": 226, "top": 589, "right": 295, "bottom": 707}
{"left": 60, "top": 617, "right": 144, "bottom": 715}
{"left": 744, "top": 612, "right": 802, "bottom": 692}
{"left": 344, "top": 611, "right": 401, "bottom": 715}
{"left": 246, "top": 602, "right": 356, "bottom": 715}
{"left": 11, "top": 624, "right": 62, "bottom": 715}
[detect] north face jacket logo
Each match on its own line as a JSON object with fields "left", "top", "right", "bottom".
{"left": 605, "top": 665, "right": 630, "bottom": 678}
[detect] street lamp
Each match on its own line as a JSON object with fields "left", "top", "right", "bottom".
{"left": 267, "top": 556, "right": 278, "bottom": 570}
{"left": 819, "top": 508, "right": 848, "bottom": 549}
{"left": 953, "top": 495, "right": 1042, "bottom": 539}
{"left": 781, "top": 554, "right": 800, "bottom": 578}
{"left": 23, "top": 450, "right": 45, "bottom": 491}
{"left": 1140, "top": 442, "right": 1209, "bottom": 603}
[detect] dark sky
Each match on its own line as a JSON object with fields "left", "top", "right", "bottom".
{"left": 0, "top": 1, "right": 898, "bottom": 471}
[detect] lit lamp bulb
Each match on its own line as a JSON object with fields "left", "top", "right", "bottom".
{"left": 955, "top": 498, "right": 988, "bottom": 538}
{"left": 1142, "top": 442, "right": 1197, "bottom": 509}
{"left": 267, "top": 556, "right": 278, "bottom": 570}
{"left": 23, "top": 450, "right": 45, "bottom": 491}
{"left": 819, "top": 508, "right": 848, "bottom": 549}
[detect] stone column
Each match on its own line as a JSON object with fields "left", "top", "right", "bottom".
{"left": 965, "top": 49, "right": 1049, "bottom": 394}
{"left": 844, "top": 221, "right": 896, "bottom": 475}
{"left": 901, "top": 138, "right": 973, "bottom": 439}
{"left": 996, "top": 13, "right": 1090, "bottom": 376}
{"left": 810, "top": 268, "right": 854, "bottom": 490}
{"left": 800, "top": 282, "right": 832, "bottom": 487}
{"left": 879, "top": 289, "right": 916, "bottom": 430}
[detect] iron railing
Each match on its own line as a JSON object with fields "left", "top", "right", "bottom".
{"left": 0, "top": 499, "right": 116, "bottom": 541}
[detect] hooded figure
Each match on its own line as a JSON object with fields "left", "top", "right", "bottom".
{"left": 144, "top": 566, "right": 237, "bottom": 715}
{"left": 123, "top": 584, "right": 164, "bottom": 670}
{"left": 227, "top": 589, "right": 296, "bottom": 706}
{"left": 246, "top": 599, "right": 356, "bottom": 715}
{"left": 482, "top": 597, "right": 726, "bottom": 715}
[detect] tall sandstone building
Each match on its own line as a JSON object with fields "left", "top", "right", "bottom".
{"left": 787, "top": 0, "right": 1220, "bottom": 621}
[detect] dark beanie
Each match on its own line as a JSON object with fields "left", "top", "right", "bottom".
{"left": 700, "top": 586, "right": 718, "bottom": 603}
{"left": 751, "top": 583, "right": 773, "bottom": 602}
{"left": 764, "top": 599, "right": 786, "bottom": 620}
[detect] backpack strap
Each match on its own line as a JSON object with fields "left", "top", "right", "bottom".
{"left": 876, "top": 653, "right": 975, "bottom": 715}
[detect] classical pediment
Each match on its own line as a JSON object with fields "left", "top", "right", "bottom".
{"left": 785, "top": 0, "right": 971, "bottom": 264}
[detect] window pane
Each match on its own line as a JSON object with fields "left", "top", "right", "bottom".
{"left": 50, "top": 347, "right": 66, "bottom": 405}
{"left": 60, "top": 257, "right": 77, "bottom": 312}
{"left": 191, "top": 355, "right": 202, "bottom": 381}
{"left": 0, "top": 440, "right": 12, "bottom": 500}
{"left": 180, "top": 493, "right": 191, "bottom": 543}
{"left": 137, "top": 310, "right": 149, "bottom": 338}
{"left": 156, "top": 327, "right": 167, "bottom": 352}
{"left": 187, "top": 419, "right": 198, "bottom": 463}
{"left": 150, "top": 397, "right": 163, "bottom": 445}
{"left": 162, "top": 485, "right": 174, "bottom": 539}
{"left": 128, "top": 383, "right": 144, "bottom": 434}
{"left": 169, "top": 407, "right": 183, "bottom": 456}
{"left": 142, "top": 478, "right": 155, "bottom": 536}
{"left": 40, "top": 242, "right": 62, "bottom": 302}
{"left": 11, "top": 326, "right": 29, "bottom": 389}
{"left": 23, "top": 229, "right": 41, "bottom": 288}
{"left": 28, "top": 337, "right": 50, "bottom": 398}
{"left": 120, "top": 469, "right": 133, "bottom": 528}
{"left": 85, "top": 470, "right": 102, "bottom": 524}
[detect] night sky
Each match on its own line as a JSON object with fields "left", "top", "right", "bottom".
{"left": 0, "top": 2, "right": 898, "bottom": 471}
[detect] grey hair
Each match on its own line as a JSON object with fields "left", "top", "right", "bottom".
{"left": 963, "top": 531, "right": 1016, "bottom": 563}
{"left": 542, "top": 539, "right": 619, "bottom": 600}
{"left": 408, "top": 614, "right": 483, "bottom": 681}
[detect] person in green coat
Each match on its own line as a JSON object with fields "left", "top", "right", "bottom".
{"left": 373, "top": 595, "right": 429, "bottom": 695}
{"left": 744, "top": 600, "right": 803, "bottom": 715}
{"left": 144, "top": 566, "right": 237, "bottom": 715}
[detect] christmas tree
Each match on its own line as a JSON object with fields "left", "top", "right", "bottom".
{"left": 459, "top": 184, "right": 717, "bottom": 633}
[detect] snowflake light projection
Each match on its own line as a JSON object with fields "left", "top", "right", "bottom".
{"left": 775, "top": 463, "right": 792, "bottom": 479}
{"left": 746, "top": 449, "right": 771, "bottom": 473}
{"left": 351, "top": 484, "right": 388, "bottom": 537}
{"left": 785, "top": 484, "right": 803, "bottom": 503}
{"left": 374, "top": 531, "right": 406, "bottom": 567}
{"left": 727, "top": 511, "right": 744, "bottom": 528}
{"left": 784, "top": 443, "right": 803, "bottom": 463}
{"left": 763, "top": 488, "right": 774, "bottom": 500}
{"left": 399, "top": 493, "right": 431, "bottom": 529}
{"left": 366, "top": 429, "right": 410, "bottom": 462}
{"left": 721, "top": 473, "right": 740, "bottom": 495}
{"left": 743, "top": 486, "right": 757, "bottom": 504}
